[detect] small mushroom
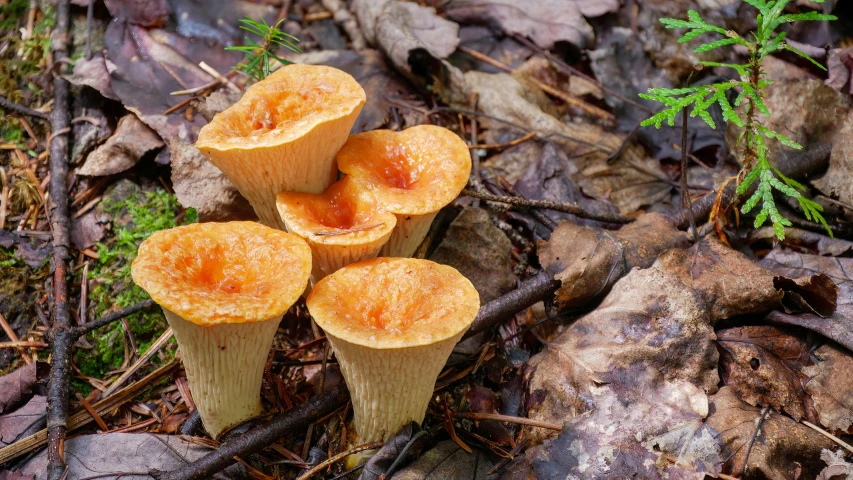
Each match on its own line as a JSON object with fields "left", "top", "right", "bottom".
{"left": 336, "top": 125, "right": 471, "bottom": 257}
{"left": 131, "top": 222, "right": 312, "bottom": 437}
{"left": 306, "top": 258, "right": 480, "bottom": 442}
{"left": 195, "top": 64, "right": 366, "bottom": 229}
{"left": 276, "top": 176, "right": 397, "bottom": 284}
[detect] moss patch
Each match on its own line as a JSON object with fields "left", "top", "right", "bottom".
{"left": 74, "top": 182, "right": 191, "bottom": 393}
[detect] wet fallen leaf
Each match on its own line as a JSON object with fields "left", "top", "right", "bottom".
{"left": 104, "top": 0, "right": 168, "bottom": 27}
{"left": 353, "top": 0, "right": 459, "bottom": 82}
{"left": 361, "top": 422, "right": 425, "bottom": 480}
{"left": 705, "top": 386, "right": 835, "bottom": 479}
{"left": 752, "top": 226, "right": 853, "bottom": 256}
{"left": 0, "top": 395, "right": 46, "bottom": 448}
{"left": 0, "top": 363, "right": 42, "bottom": 414}
{"left": 825, "top": 47, "right": 853, "bottom": 95}
{"left": 14, "top": 433, "right": 247, "bottom": 479}
{"left": 802, "top": 343, "right": 853, "bottom": 434}
{"left": 537, "top": 212, "right": 689, "bottom": 307}
{"left": 818, "top": 449, "right": 853, "bottom": 480}
{"left": 63, "top": 54, "right": 117, "bottom": 101}
{"left": 446, "top": 0, "right": 619, "bottom": 50}
{"left": 78, "top": 114, "right": 164, "bottom": 176}
{"left": 717, "top": 325, "right": 818, "bottom": 422}
{"left": 760, "top": 249, "right": 853, "bottom": 353}
{"left": 168, "top": 139, "right": 255, "bottom": 222}
{"left": 389, "top": 440, "right": 496, "bottom": 480}
{"left": 429, "top": 207, "right": 516, "bottom": 304}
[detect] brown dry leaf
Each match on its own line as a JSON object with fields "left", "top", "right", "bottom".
{"left": 530, "top": 365, "right": 721, "bottom": 479}
{"left": 104, "top": 0, "right": 168, "bottom": 26}
{"left": 802, "top": 343, "right": 853, "bottom": 434}
{"left": 287, "top": 49, "right": 420, "bottom": 133}
{"left": 705, "top": 386, "right": 835, "bottom": 480}
{"left": 14, "top": 433, "right": 246, "bottom": 479}
{"left": 63, "top": 54, "right": 118, "bottom": 100}
{"left": 390, "top": 440, "right": 496, "bottom": 480}
{"left": 760, "top": 249, "right": 853, "bottom": 353}
{"left": 825, "top": 47, "right": 853, "bottom": 95}
{"left": 818, "top": 449, "right": 853, "bottom": 479}
{"left": 717, "top": 325, "right": 817, "bottom": 422}
{"left": 78, "top": 114, "right": 164, "bottom": 177}
{"left": 429, "top": 207, "right": 515, "bottom": 304}
{"left": 752, "top": 226, "right": 853, "bottom": 256}
{"left": 168, "top": 139, "right": 255, "bottom": 222}
{"left": 0, "top": 363, "right": 42, "bottom": 414}
{"left": 537, "top": 212, "right": 689, "bottom": 307}
{"left": 445, "top": 0, "right": 619, "bottom": 50}
{"left": 352, "top": 0, "right": 459, "bottom": 82}
{"left": 0, "top": 395, "right": 46, "bottom": 448}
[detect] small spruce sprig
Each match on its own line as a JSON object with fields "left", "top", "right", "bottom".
{"left": 226, "top": 16, "right": 302, "bottom": 82}
{"left": 639, "top": 0, "right": 836, "bottom": 240}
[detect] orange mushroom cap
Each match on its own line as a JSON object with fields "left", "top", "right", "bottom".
{"left": 276, "top": 176, "right": 396, "bottom": 247}
{"left": 335, "top": 125, "right": 471, "bottom": 216}
{"left": 131, "top": 221, "right": 312, "bottom": 326}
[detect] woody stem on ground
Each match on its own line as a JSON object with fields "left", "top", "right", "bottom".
{"left": 46, "top": 0, "right": 73, "bottom": 478}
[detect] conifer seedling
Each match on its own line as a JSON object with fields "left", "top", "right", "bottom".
{"left": 640, "top": 0, "right": 835, "bottom": 239}
{"left": 226, "top": 16, "right": 301, "bottom": 82}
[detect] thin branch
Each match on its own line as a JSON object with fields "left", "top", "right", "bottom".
{"left": 73, "top": 299, "right": 156, "bottom": 335}
{"left": 0, "top": 96, "right": 49, "bottom": 120}
{"left": 462, "top": 188, "right": 633, "bottom": 224}
{"left": 453, "top": 412, "right": 563, "bottom": 431}
{"left": 297, "top": 441, "right": 383, "bottom": 480}
{"left": 46, "top": 0, "right": 74, "bottom": 478}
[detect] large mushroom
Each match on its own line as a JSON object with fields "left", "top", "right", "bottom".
{"left": 195, "top": 64, "right": 366, "bottom": 229}
{"left": 276, "top": 176, "right": 397, "bottom": 284}
{"left": 306, "top": 258, "right": 480, "bottom": 443}
{"left": 336, "top": 125, "right": 471, "bottom": 257}
{"left": 131, "top": 222, "right": 312, "bottom": 437}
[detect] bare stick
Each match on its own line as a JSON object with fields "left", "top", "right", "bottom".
{"left": 453, "top": 412, "right": 563, "bottom": 431}
{"left": 462, "top": 189, "right": 633, "bottom": 224}
{"left": 297, "top": 441, "right": 383, "bottom": 479}
{"left": 0, "top": 96, "right": 49, "bottom": 120}
{"left": 46, "top": 0, "right": 74, "bottom": 477}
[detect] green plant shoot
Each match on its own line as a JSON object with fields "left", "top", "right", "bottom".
{"left": 226, "top": 16, "right": 302, "bottom": 82}
{"left": 639, "top": 0, "right": 835, "bottom": 240}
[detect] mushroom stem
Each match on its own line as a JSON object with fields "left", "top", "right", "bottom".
{"left": 380, "top": 212, "right": 437, "bottom": 258}
{"left": 329, "top": 331, "right": 463, "bottom": 442}
{"left": 165, "top": 310, "right": 281, "bottom": 438}
{"left": 309, "top": 240, "right": 386, "bottom": 282}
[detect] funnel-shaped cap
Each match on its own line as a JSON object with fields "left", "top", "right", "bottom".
{"left": 307, "top": 258, "right": 479, "bottom": 442}
{"left": 131, "top": 222, "right": 312, "bottom": 436}
{"left": 196, "top": 64, "right": 366, "bottom": 229}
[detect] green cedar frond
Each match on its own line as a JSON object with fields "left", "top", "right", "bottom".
{"left": 225, "top": 16, "right": 302, "bottom": 82}
{"left": 754, "top": 125, "right": 802, "bottom": 149}
{"left": 698, "top": 61, "right": 750, "bottom": 77}
{"left": 695, "top": 38, "right": 739, "bottom": 53}
{"left": 783, "top": 43, "right": 828, "bottom": 71}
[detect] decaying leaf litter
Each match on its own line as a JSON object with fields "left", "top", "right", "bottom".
{"left": 0, "top": 0, "right": 853, "bottom": 478}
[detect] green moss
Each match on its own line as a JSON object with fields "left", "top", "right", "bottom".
{"left": 75, "top": 188, "right": 188, "bottom": 382}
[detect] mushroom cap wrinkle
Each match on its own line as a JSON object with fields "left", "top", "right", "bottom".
{"left": 277, "top": 176, "right": 397, "bottom": 283}
{"left": 131, "top": 222, "right": 312, "bottom": 437}
{"left": 307, "top": 258, "right": 480, "bottom": 442}
{"left": 195, "top": 64, "right": 366, "bottom": 229}
{"left": 336, "top": 125, "right": 471, "bottom": 257}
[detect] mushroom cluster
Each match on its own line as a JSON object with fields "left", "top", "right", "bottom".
{"left": 134, "top": 64, "right": 477, "bottom": 443}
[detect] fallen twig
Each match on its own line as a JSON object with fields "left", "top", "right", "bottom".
{"left": 150, "top": 384, "right": 351, "bottom": 480}
{"left": 297, "top": 441, "right": 383, "bottom": 479}
{"left": 462, "top": 188, "right": 633, "bottom": 224}
{"left": 45, "top": 0, "right": 74, "bottom": 477}
{"left": 0, "top": 96, "right": 49, "bottom": 120}
{"left": 468, "top": 131, "right": 536, "bottom": 150}
{"left": 453, "top": 412, "right": 563, "bottom": 431}
{"left": 74, "top": 299, "right": 156, "bottom": 335}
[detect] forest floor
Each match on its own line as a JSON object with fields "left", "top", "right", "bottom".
{"left": 1, "top": 0, "right": 853, "bottom": 479}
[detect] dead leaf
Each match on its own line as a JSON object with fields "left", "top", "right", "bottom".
{"left": 288, "top": 49, "right": 421, "bottom": 133}
{"left": 705, "top": 386, "right": 835, "bottom": 479}
{"left": 352, "top": 0, "right": 459, "bottom": 82}
{"left": 752, "top": 226, "right": 853, "bottom": 256}
{"left": 717, "top": 325, "right": 818, "bottom": 422}
{"left": 0, "top": 395, "right": 46, "bottom": 448}
{"left": 760, "top": 249, "right": 853, "bottom": 353}
{"left": 0, "top": 230, "right": 51, "bottom": 270}
{"left": 78, "top": 114, "right": 164, "bottom": 176}
{"left": 814, "top": 117, "right": 853, "bottom": 211}
{"left": 825, "top": 47, "right": 853, "bottom": 95}
{"left": 71, "top": 209, "right": 107, "bottom": 250}
{"left": 0, "top": 363, "right": 43, "bottom": 414}
{"left": 429, "top": 207, "right": 516, "bottom": 304}
{"left": 361, "top": 422, "right": 425, "bottom": 480}
{"left": 446, "top": 0, "right": 619, "bottom": 50}
{"left": 104, "top": 0, "right": 168, "bottom": 27}
{"left": 802, "top": 343, "right": 853, "bottom": 434}
{"left": 531, "top": 365, "right": 721, "bottom": 479}
{"left": 389, "top": 440, "right": 497, "bottom": 480}
{"left": 14, "top": 433, "right": 247, "bottom": 479}
{"left": 63, "top": 54, "right": 118, "bottom": 100}
{"left": 818, "top": 449, "right": 853, "bottom": 480}
{"left": 537, "top": 212, "right": 689, "bottom": 307}
{"left": 168, "top": 139, "right": 255, "bottom": 222}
